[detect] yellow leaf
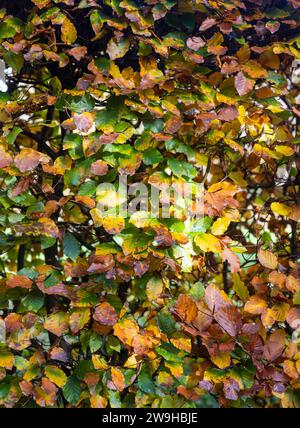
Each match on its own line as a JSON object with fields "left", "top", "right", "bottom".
{"left": 171, "top": 336, "right": 191, "bottom": 353}
{"left": 211, "top": 352, "right": 231, "bottom": 369}
{"left": 102, "top": 216, "right": 125, "bottom": 235}
{"left": 124, "top": 355, "right": 138, "bottom": 369}
{"left": 283, "top": 360, "right": 299, "bottom": 379}
{"left": 113, "top": 318, "right": 139, "bottom": 346}
{"left": 271, "top": 202, "right": 292, "bottom": 217}
{"left": 275, "top": 145, "right": 294, "bottom": 156}
{"left": 229, "top": 171, "right": 248, "bottom": 187}
{"left": 129, "top": 211, "right": 152, "bottom": 228}
{"left": 45, "top": 365, "right": 67, "bottom": 388}
{"left": 92, "top": 355, "right": 109, "bottom": 370}
{"left": 261, "top": 303, "right": 290, "bottom": 328}
{"left": 90, "top": 208, "right": 103, "bottom": 227}
{"left": 61, "top": 17, "right": 77, "bottom": 44}
{"left": 211, "top": 217, "right": 231, "bottom": 235}
{"left": 244, "top": 295, "right": 267, "bottom": 315}
{"left": 194, "top": 233, "right": 222, "bottom": 253}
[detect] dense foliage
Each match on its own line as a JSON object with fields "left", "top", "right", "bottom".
{"left": 0, "top": 0, "right": 300, "bottom": 409}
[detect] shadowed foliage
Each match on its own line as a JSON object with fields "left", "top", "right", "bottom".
{"left": 0, "top": 0, "right": 300, "bottom": 408}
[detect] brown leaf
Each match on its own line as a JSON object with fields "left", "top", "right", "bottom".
{"left": 221, "top": 247, "right": 240, "bottom": 273}
{"left": 15, "top": 148, "right": 50, "bottom": 172}
{"left": 199, "top": 17, "right": 217, "bottom": 31}
{"left": 244, "top": 295, "right": 267, "bottom": 315}
{"left": 234, "top": 72, "right": 255, "bottom": 96}
{"left": 186, "top": 37, "right": 206, "bottom": 51}
{"left": 69, "top": 308, "right": 90, "bottom": 334}
{"left": 286, "top": 307, "right": 300, "bottom": 330}
{"left": 6, "top": 275, "right": 33, "bottom": 289}
{"left": 217, "top": 106, "right": 239, "bottom": 122}
{"left": 263, "top": 330, "right": 286, "bottom": 362}
{"left": 67, "top": 46, "right": 87, "bottom": 61}
{"left": 91, "top": 160, "right": 108, "bottom": 176}
{"left": 73, "top": 112, "right": 94, "bottom": 133}
{"left": 173, "top": 294, "right": 198, "bottom": 324}
{"left": 0, "top": 146, "right": 13, "bottom": 168}
{"left": 205, "top": 284, "right": 241, "bottom": 336}
{"left": 93, "top": 302, "right": 118, "bottom": 326}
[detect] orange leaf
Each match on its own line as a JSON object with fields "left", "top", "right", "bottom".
{"left": 258, "top": 248, "right": 278, "bottom": 269}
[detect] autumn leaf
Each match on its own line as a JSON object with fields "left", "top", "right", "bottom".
{"left": 194, "top": 233, "right": 222, "bottom": 253}
{"left": 234, "top": 72, "right": 255, "bottom": 96}
{"left": 244, "top": 295, "right": 268, "bottom": 315}
{"left": 232, "top": 273, "right": 249, "bottom": 302}
{"left": 70, "top": 308, "right": 90, "bottom": 334}
{"left": 93, "top": 302, "right": 118, "bottom": 326}
{"left": 91, "top": 160, "right": 108, "bottom": 176}
{"left": 186, "top": 37, "right": 205, "bottom": 51}
{"left": 15, "top": 148, "right": 50, "bottom": 172}
{"left": 61, "top": 17, "right": 77, "bottom": 44}
{"left": 146, "top": 276, "right": 163, "bottom": 301}
{"left": 111, "top": 367, "right": 126, "bottom": 392}
{"left": 263, "top": 330, "right": 286, "bottom": 362}
{"left": 113, "top": 318, "right": 139, "bottom": 346}
{"left": 271, "top": 202, "right": 292, "bottom": 217}
{"left": 258, "top": 248, "right": 278, "bottom": 269}
{"left": 44, "top": 312, "right": 69, "bottom": 337}
{"left": 102, "top": 216, "right": 125, "bottom": 235}
{"left": 6, "top": 275, "right": 33, "bottom": 289}
{"left": 45, "top": 365, "right": 67, "bottom": 388}
{"left": 211, "top": 217, "right": 231, "bottom": 235}
{"left": 107, "top": 37, "right": 130, "bottom": 60}
{"left": 2, "top": 0, "right": 300, "bottom": 410}
{"left": 0, "top": 146, "right": 13, "bottom": 168}
{"left": 0, "top": 348, "right": 14, "bottom": 370}
{"left": 173, "top": 294, "right": 198, "bottom": 324}
{"left": 67, "top": 46, "right": 87, "bottom": 61}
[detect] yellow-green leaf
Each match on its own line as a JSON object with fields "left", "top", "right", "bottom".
{"left": 45, "top": 365, "right": 67, "bottom": 388}
{"left": 61, "top": 17, "right": 77, "bottom": 44}
{"left": 194, "top": 233, "right": 222, "bottom": 253}
{"left": 211, "top": 217, "right": 231, "bottom": 235}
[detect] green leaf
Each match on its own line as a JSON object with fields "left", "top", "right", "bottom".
{"left": 44, "top": 270, "right": 61, "bottom": 288}
{"left": 0, "top": 22, "right": 16, "bottom": 38}
{"left": 21, "top": 291, "right": 44, "bottom": 312}
{"left": 157, "top": 312, "right": 176, "bottom": 336}
{"left": 69, "top": 94, "right": 95, "bottom": 113}
{"left": 94, "top": 57, "right": 110, "bottom": 73}
{"left": 293, "top": 292, "right": 300, "bottom": 305}
{"left": 63, "top": 375, "right": 82, "bottom": 404}
{"left": 63, "top": 232, "right": 80, "bottom": 261}
{"left": 6, "top": 127, "right": 22, "bottom": 145}
{"left": 167, "top": 158, "right": 197, "bottom": 179}
{"left": 89, "top": 332, "right": 102, "bottom": 353}
{"left": 138, "top": 364, "right": 155, "bottom": 394}
{"left": 143, "top": 148, "right": 163, "bottom": 165}
{"left": 3, "top": 51, "right": 24, "bottom": 73}
{"left": 95, "top": 110, "right": 117, "bottom": 133}
{"left": 0, "top": 379, "right": 10, "bottom": 399}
